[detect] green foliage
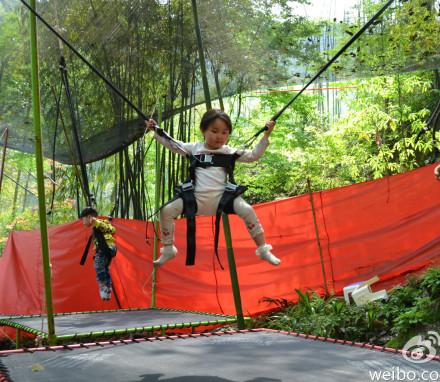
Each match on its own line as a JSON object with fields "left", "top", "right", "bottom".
{"left": 265, "top": 291, "right": 383, "bottom": 341}
{"left": 260, "top": 266, "right": 440, "bottom": 346}
{"left": 392, "top": 297, "right": 433, "bottom": 335}
{"left": 233, "top": 69, "right": 439, "bottom": 203}
{"left": 327, "top": 0, "right": 440, "bottom": 80}
{"left": 295, "top": 289, "right": 314, "bottom": 314}
{"left": 420, "top": 267, "right": 440, "bottom": 299}
{"left": 0, "top": 3, "right": 30, "bottom": 122}
{"left": 1, "top": 2, "right": 440, "bottom": 257}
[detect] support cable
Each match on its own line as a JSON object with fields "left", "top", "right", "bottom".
{"left": 48, "top": 83, "right": 63, "bottom": 215}
{"left": 2, "top": 172, "right": 38, "bottom": 198}
{"left": 243, "top": 0, "right": 396, "bottom": 147}
{"left": 59, "top": 56, "right": 93, "bottom": 206}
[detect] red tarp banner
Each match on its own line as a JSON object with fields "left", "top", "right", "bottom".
{"left": 1, "top": 164, "right": 440, "bottom": 316}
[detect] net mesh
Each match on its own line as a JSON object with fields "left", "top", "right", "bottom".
{"left": 0, "top": 0, "right": 439, "bottom": 164}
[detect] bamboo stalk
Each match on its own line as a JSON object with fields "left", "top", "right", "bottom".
{"left": 28, "top": 0, "right": 56, "bottom": 345}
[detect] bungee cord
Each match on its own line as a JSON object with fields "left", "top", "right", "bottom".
{"left": 243, "top": 0, "right": 396, "bottom": 148}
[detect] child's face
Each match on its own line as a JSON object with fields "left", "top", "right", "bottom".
{"left": 202, "top": 118, "right": 230, "bottom": 150}
{"left": 82, "top": 215, "right": 94, "bottom": 227}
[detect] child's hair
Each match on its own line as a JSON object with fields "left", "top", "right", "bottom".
{"left": 200, "top": 109, "right": 232, "bottom": 133}
{"left": 80, "top": 206, "right": 98, "bottom": 218}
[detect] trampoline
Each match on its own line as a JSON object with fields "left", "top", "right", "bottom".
{"left": 0, "top": 308, "right": 239, "bottom": 341}
{"left": 1, "top": 329, "right": 439, "bottom": 382}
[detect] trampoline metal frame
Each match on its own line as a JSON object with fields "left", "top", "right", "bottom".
{"left": 1, "top": 328, "right": 439, "bottom": 362}
{"left": 0, "top": 307, "right": 245, "bottom": 343}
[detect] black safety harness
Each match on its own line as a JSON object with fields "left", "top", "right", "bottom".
{"left": 80, "top": 223, "right": 117, "bottom": 266}
{"left": 157, "top": 127, "right": 246, "bottom": 266}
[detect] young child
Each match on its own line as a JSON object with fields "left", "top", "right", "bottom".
{"left": 146, "top": 108, "right": 281, "bottom": 267}
{"left": 80, "top": 207, "right": 117, "bottom": 300}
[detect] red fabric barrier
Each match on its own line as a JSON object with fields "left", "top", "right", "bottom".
{"left": 1, "top": 164, "right": 440, "bottom": 317}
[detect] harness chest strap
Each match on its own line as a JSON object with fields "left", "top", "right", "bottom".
{"left": 80, "top": 226, "right": 115, "bottom": 266}
{"left": 179, "top": 152, "right": 246, "bottom": 266}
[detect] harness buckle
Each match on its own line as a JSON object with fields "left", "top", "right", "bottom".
{"left": 225, "top": 182, "right": 238, "bottom": 193}
{"left": 200, "top": 154, "right": 214, "bottom": 164}
{"left": 180, "top": 181, "right": 194, "bottom": 192}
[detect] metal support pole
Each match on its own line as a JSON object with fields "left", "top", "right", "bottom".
{"left": 307, "top": 178, "right": 329, "bottom": 297}
{"left": 15, "top": 329, "right": 22, "bottom": 349}
{"left": 151, "top": 102, "right": 162, "bottom": 308}
{"left": 191, "top": 0, "right": 244, "bottom": 326}
{"left": 28, "top": 0, "right": 56, "bottom": 345}
{"left": 223, "top": 214, "right": 245, "bottom": 329}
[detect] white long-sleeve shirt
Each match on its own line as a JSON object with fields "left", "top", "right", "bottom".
{"left": 154, "top": 132, "right": 269, "bottom": 193}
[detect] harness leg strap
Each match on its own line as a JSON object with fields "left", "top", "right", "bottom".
{"left": 178, "top": 182, "right": 198, "bottom": 266}
{"left": 214, "top": 184, "right": 247, "bottom": 267}
{"left": 186, "top": 216, "right": 196, "bottom": 265}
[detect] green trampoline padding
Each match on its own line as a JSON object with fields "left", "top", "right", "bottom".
{"left": 0, "top": 308, "right": 239, "bottom": 340}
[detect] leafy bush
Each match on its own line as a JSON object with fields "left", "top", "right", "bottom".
{"left": 420, "top": 267, "right": 440, "bottom": 299}
{"left": 259, "top": 267, "right": 440, "bottom": 347}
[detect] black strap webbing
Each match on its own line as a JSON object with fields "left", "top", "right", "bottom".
{"left": 193, "top": 154, "right": 236, "bottom": 168}
{"left": 80, "top": 234, "right": 93, "bottom": 265}
{"left": 186, "top": 216, "right": 196, "bottom": 265}
{"left": 80, "top": 227, "right": 115, "bottom": 265}
{"left": 214, "top": 185, "right": 247, "bottom": 269}
{"left": 93, "top": 227, "right": 113, "bottom": 258}
{"left": 178, "top": 185, "right": 197, "bottom": 266}
{"left": 166, "top": 153, "right": 242, "bottom": 266}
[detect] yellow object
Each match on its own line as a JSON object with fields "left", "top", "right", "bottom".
{"left": 94, "top": 218, "right": 116, "bottom": 247}
{"left": 31, "top": 363, "right": 44, "bottom": 372}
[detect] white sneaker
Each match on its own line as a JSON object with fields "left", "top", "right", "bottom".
{"left": 256, "top": 244, "right": 281, "bottom": 266}
{"left": 153, "top": 245, "right": 178, "bottom": 267}
{"left": 99, "top": 285, "right": 111, "bottom": 300}
{"left": 105, "top": 287, "right": 112, "bottom": 300}
{"left": 99, "top": 288, "right": 108, "bottom": 300}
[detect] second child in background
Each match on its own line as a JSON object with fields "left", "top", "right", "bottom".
{"left": 81, "top": 207, "right": 117, "bottom": 300}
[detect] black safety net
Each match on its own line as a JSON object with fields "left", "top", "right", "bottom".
{"left": 0, "top": 0, "right": 439, "bottom": 165}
